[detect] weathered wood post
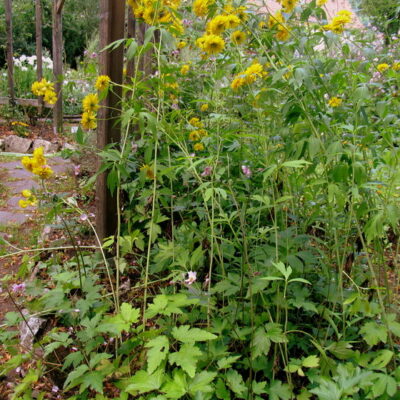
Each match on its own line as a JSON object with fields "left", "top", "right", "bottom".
{"left": 52, "top": 0, "right": 65, "bottom": 133}
{"left": 126, "top": 6, "right": 136, "bottom": 81}
{"left": 96, "top": 0, "right": 125, "bottom": 240}
{"left": 35, "top": 0, "right": 43, "bottom": 112}
{"left": 4, "top": 0, "right": 15, "bottom": 106}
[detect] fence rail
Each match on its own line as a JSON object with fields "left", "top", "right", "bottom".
{"left": 0, "top": 97, "right": 53, "bottom": 108}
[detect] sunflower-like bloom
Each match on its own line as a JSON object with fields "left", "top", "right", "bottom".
{"left": 82, "top": 93, "right": 99, "bottom": 113}
{"left": 180, "top": 64, "right": 190, "bottom": 75}
{"left": 323, "top": 10, "right": 352, "bottom": 34}
{"left": 198, "top": 34, "right": 225, "bottom": 55}
{"left": 189, "top": 131, "right": 201, "bottom": 141}
{"left": 193, "top": 143, "right": 205, "bottom": 151}
{"left": 224, "top": 14, "right": 241, "bottom": 29}
{"left": 81, "top": 111, "right": 97, "bottom": 130}
{"left": 281, "top": 0, "right": 298, "bottom": 13}
{"left": 193, "top": 0, "right": 214, "bottom": 17}
{"left": 95, "top": 75, "right": 111, "bottom": 91}
{"left": 317, "top": 0, "right": 327, "bottom": 5}
{"left": 200, "top": 104, "right": 209, "bottom": 112}
{"left": 231, "top": 76, "right": 246, "bottom": 90}
{"left": 377, "top": 63, "right": 389, "bottom": 73}
{"left": 32, "top": 165, "right": 53, "bottom": 180}
{"left": 44, "top": 90, "right": 57, "bottom": 105}
{"left": 231, "top": 30, "right": 246, "bottom": 45}
{"left": 189, "top": 117, "right": 204, "bottom": 128}
{"left": 207, "top": 15, "right": 229, "bottom": 35}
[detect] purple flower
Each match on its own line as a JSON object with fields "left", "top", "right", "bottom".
{"left": 80, "top": 214, "right": 88, "bottom": 221}
{"left": 52, "top": 386, "right": 59, "bottom": 393}
{"left": 182, "top": 19, "right": 192, "bottom": 27}
{"left": 201, "top": 166, "right": 212, "bottom": 177}
{"left": 185, "top": 271, "right": 197, "bottom": 285}
{"left": 12, "top": 283, "right": 26, "bottom": 293}
{"left": 171, "top": 50, "right": 180, "bottom": 57}
{"left": 241, "top": 165, "right": 252, "bottom": 178}
{"left": 74, "top": 164, "right": 81, "bottom": 176}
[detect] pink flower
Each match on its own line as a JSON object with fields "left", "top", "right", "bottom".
{"left": 185, "top": 271, "right": 197, "bottom": 285}
{"left": 74, "top": 165, "right": 81, "bottom": 176}
{"left": 241, "top": 165, "right": 252, "bottom": 177}
{"left": 201, "top": 166, "right": 212, "bottom": 177}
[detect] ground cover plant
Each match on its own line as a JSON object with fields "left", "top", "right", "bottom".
{"left": 1, "top": 0, "right": 400, "bottom": 399}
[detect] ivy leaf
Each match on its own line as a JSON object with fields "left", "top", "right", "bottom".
{"left": 162, "top": 370, "right": 187, "bottom": 399}
{"left": 188, "top": 371, "right": 217, "bottom": 396}
{"left": 146, "top": 335, "right": 169, "bottom": 374}
{"left": 268, "top": 380, "right": 292, "bottom": 400}
{"left": 125, "top": 369, "right": 164, "bottom": 394}
{"left": 168, "top": 344, "right": 202, "bottom": 378}
{"left": 226, "top": 370, "right": 247, "bottom": 399}
{"left": 172, "top": 325, "right": 217, "bottom": 343}
{"left": 360, "top": 321, "right": 387, "bottom": 346}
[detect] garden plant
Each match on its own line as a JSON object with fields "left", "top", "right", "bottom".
{"left": 1, "top": 0, "right": 400, "bottom": 399}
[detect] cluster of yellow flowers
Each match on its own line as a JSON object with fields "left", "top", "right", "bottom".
{"left": 21, "top": 147, "right": 53, "bottom": 180}
{"left": 31, "top": 78, "right": 57, "bottom": 105}
{"left": 276, "top": 0, "right": 298, "bottom": 13}
{"left": 127, "top": 0, "right": 183, "bottom": 34}
{"left": 323, "top": 10, "right": 352, "bottom": 34}
{"left": 231, "top": 62, "right": 268, "bottom": 90}
{"left": 268, "top": 11, "right": 291, "bottom": 41}
{"left": 18, "top": 190, "right": 38, "bottom": 209}
{"left": 195, "top": 5, "right": 247, "bottom": 56}
{"left": 81, "top": 93, "right": 99, "bottom": 131}
{"left": 189, "top": 117, "right": 207, "bottom": 152}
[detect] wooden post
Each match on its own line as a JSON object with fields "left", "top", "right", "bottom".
{"left": 35, "top": 0, "right": 43, "bottom": 112}
{"left": 126, "top": 6, "right": 136, "bottom": 81}
{"left": 52, "top": 0, "right": 64, "bottom": 134}
{"left": 96, "top": 0, "right": 125, "bottom": 240}
{"left": 4, "top": 0, "right": 15, "bottom": 106}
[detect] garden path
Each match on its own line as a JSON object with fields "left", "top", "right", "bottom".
{"left": 0, "top": 156, "right": 74, "bottom": 323}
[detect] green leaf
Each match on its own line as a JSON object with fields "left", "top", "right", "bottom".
{"left": 217, "top": 356, "right": 241, "bottom": 369}
{"left": 268, "top": 380, "right": 292, "bottom": 400}
{"left": 302, "top": 355, "right": 319, "bottom": 368}
{"left": 64, "top": 364, "right": 89, "bottom": 390}
{"left": 215, "top": 378, "right": 231, "bottom": 400}
{"left": 252, "top": 327, "right": 271, "bottom": 359}
{"left": 226, "top": 370, "right": 247, "bottom": 398}
{"left": 162, "top": 370, "right": 187, "bottom": 399}
{"left": 169, "top": 344, "right": 202, "bottom": 378}
{"left": 125, "top": 369, "right": 164, "bottom": 394}
{"left": 80, "top": 371, "right": 104, "bottom": 394}
{"left": 172, "top": 325, "right": 217, "bottom": 343}
{"left": 360, "top": 321, "right": 387, "bottom": 346}
{"left": 281, "top": 160, "right": 311, "bottom": 168}
{"left": 387, "top": 314, "right": 400, "bottom": 337}
{"left": 146, "top": 335, "right": 169, "bottom": 374}
{"left": 265, "top": 323, "right": 287, "bottom": 343}
{"left": 369, "top": 350, "right": 393, "bottom": 370}
{"left": 188, "top": 371, "right": 217, "bottom": 395}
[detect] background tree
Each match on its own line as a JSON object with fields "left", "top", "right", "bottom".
{"left": 354, "top": 0, "right": 400, "bottom": 43}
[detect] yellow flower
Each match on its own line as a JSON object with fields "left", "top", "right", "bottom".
{"left": 143, "top": 7, "right": 158, "bottom": 25}
{"left": 44, "top": 90, "right": 57, "bottom": 105}
{"left": 193, "top": 143, "right": 205, "bottom": 152}
{"left": 200, "top": 34, "right": 225, "bottom": 55}
{"left": 95, "top": 75, "right": 111, "bottom": 91}
{"left": 207, "top": 15, "right": 229, "bottom": 35}
{"left": 317, "top": 0, "right": 327, "bottom": 5}
{"left": 258, "top": 21, "right": 267, "bottom": 29}
{"left": 189, "top": 131, "right": 201, "bottom": 141}
{"left": 177, "top": 41, "right": 187, "bottom": 49}
{"left": 82, "top": 93, "right": 99, "bottom": 113}
{"left": 377, "top": 63, "right": 390, "bottom": 73}
{"left": 22, "top": 156, "right": 34, "bottom": 172}
{"left": 140, "top": 164, "right": 155, "bottom": 180}
{"left": 244, "top": 63, "right": 267, "bottom": 83}
{"left": 276, "top": 25, "right": 290, "bottom": 41}
{"left": 193, "top": 0, "right": 214, "bottom": 17}
{"left": 18, "top": 199, "right": 29, "bottom": 209}
{"left": 268, "top": 11, "right": 284, "bottom": 29}
{"left": 197, "top": 129, "right": 208, "bottom": 137}
{"left": 224, "top": 14, "right": 241, "bottom": 29}
{"left": 11, "top": 121, "right": 29, "bottom": 127}
{"left": 180, "top": 64, "right": 190, "bottom": 75}
{"left": 189, "top": 117, "right": 203, "bottom": 128}
{"left": 392, "top": 62, "right": 400, "bottom": 71}
{"left": 32, "top": 165, "right": 53, "bottom": 180}
{"left": 81, "top": 111, "right": 97, "bottom": 130}
{"left": 281, "top": 0, "right": 298, "bottom": 13}
{"left": 200, "top": 103, "right": 209, "bottom": 112}
{"left": 323, "top": 10, "right": 352, "bottom": 34}
{"left": 231, "top": 76, "right": 246, "bottom": 90}
{"left": 231, "top": 30, "right": 246, "bottom": 45}
{"left": 33, "top": 147, "right": 46, "bottom": 167}
{"left": 21, "top": 189, "right": 32, "bottom": 198}
{"left": 328, "top": 97, "right": 342, "bottom": 107}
